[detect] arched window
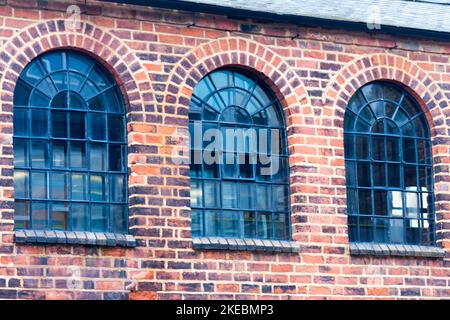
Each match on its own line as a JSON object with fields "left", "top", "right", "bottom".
{"left": 344, "top": 81, "right": 435, "bottom": 245}
{"left": 189, "top": 69, "right": 290, "bottom": 240}
{"left": 13, "top": 50, "right": 128, "bottom": 234}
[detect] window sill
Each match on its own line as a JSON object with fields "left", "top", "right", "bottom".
{"left": 192, "top": 237, "right": 300, "bottom": 253}
{"left": 349, "top": 242, "right": 445, "bottom": 258}
{"left": 14, "top": 230, "right": 136, "bottom": 248}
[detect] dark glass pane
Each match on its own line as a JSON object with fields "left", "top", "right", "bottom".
{"left": 222, "top": 211, "right": 240, "bottom": 238}
{"left": 359, "top": 106, "right": 375, "bottom": 124}
{"left": 346, "top": 189, "right": 358, "bottom": 214}
{"left": 110, "top": 174, "right": 126, "bottom": 203}
{"left": 238, "top": 153, "right": 253, "bottom": 179}
{"left": 51, "top": 91, "right": 68, "bottom": 109}
{"left": 108, "top": 115, "right": 124, "bottom": 142}
{"left": 31, "top": 110, "right": 48, "bottom": 137}
{"left": 355, "top": 118, "right": 371, "bottom": 132}
{"left": 394, "top": 109, "right": 408, "bottom": 126}
{"left": 90, "top": 66, "right": 113, "bottom": 91}
{"left": 344, "top": 135, "right": 354, "bottom": 158}
{"left": 36, "top": 77, "right": 57, "bottom": 97}
{"left": 70, "top": 93, "right": 86, "bottom": 110}
{"left": 385, "top": 119, "right": 399, "bottom": 134}
{"left": 15, "top": 200, "right": 30, "bottom": 229}
{"left": 31, "top": 141, "right": 49, "bottom": 168}
{"left": 72, "top": 203, "right": 88, "bottom": 231}
{"left": 31, "top": 202, "right": 48, "bottom": 230}
{"left": 272, "top": 157, "right": 288, "bottom": 184}
{"left": 103, "top": 88, "right": 122, "bottom": 113}
{"left": 51, "top": 73, "right": 68, "bottom": 92}
{"left": 52, "top": 111, "right": 67, "bottom": 138}
{"left": 90, "top": 114, "right": 106, "bottom": 140}
{"left": 348, "top": 215, "right": 357, "bottom": 242}
{"left": 91, "top": 204, "right": 108, "bottom": 232}
{"left": 358, "top": 189, "right": 372, "bottom": 215}
{"left": 252, "top": 110, "right": 268, "bottom": 126}
{"left": 14, "top": 109, "right": 28, "bottom": 136}
{"left": 109, "top": 145, "right": 124, "bottom": 172}
{"left": 222, "top": 182, "right": 237, "bottom": 209}
{"left": 421, "top": 220, "right": 434, "bottom": 246}
{"left": 80, "top": 80, "right": 98, "bottom": 101}
{"left": 404, "top": 166, "right": 417, "bottom": 189}
{"left": 90, "top": 174, "right": 108, "bottom": 202}
{"left": 355, "top": 136, "right": 369, "bottom": 159}
{"left": 22, "top": 61, "right": 46, "bottom": 85}
{"left": 204, "top": 181, "right": 220, "bottom": 208}
{"left": 243, "top": 211, "right": 256, "bottom": 238}
{"left": 413, "top": 117, "right": 426, "bottom": 138}
{"left": 274, "top": 185, "right": 288, "bottom": 212}
{"left": 204, "top": 210, "right": 220, "bottom": 237}
{"left": 357, "top": 162, "right": 371, "bottom": 187}
{"left": 90, "top": 143, "right": 107, "bottom": 171}
{"left": 361, "top": 82, "right": 383, "bottom": 102}
{"left": 70, "top": 142, "right": 86, "bottom": 168}
{"left": 416, "top": 140, "right": 427, "bottom": 164}
{"left": 14, "top": 170, "right": 29, "bottom": 198}
{"left": 14, "top": 139, "right": 28, "bottom": 167}
{"left": 30, "top": 90, "right": 50, "bottom": 108}
{"left": 371, "top": 119, "right": 384, "bottom": 133}
{"left": 274, "top": 213, "right": 289, "bottom": 240}
{"left": 71, "top": 173, "right": 87, "bottom": 201}
{"left": 402, "top": 96, "right": 419, "bottom": 118}
{"left": 359, "top": 216, "right": 373, "bottom": 242}
{"left": 402, "top": 138, "right": 416, "bottom": 163}
{"left": 401, "top": 122, "right": 415, "bottom": 137}
{"left": 347, "top": 90, "right": 366, "bottom": 114}
{"left": 387, "top": 163, "right": 401, "bottom": 187}
{"left": 237, "top": 183, "right": 252, "bottom": 210}
{"left": 51, "top": 202, "right": 69, "bottom": 230}
{"left": 383, "top": 85, "right": 403, "bottom": 103}
{"left": 51, "top": 172, "right": 68, "bottom": 200}
{"left": 372, "top": 136, "right": 385, "bottom": 160}
{"left": 222, "top": 153, "right": 237, "bottom": 178}
{"left": 386, "top": 103, "right": 398, "bottom": 119}
{"left": 191, "top": 209, "right": 202, "bottom": 237}
{"left": 344, "top": 111, "right": 356, "bottom": 131}
{"left": 373, "top": 163, "right": 386, "bottom": 186}
{"left": 373, "top": 190, "right": 388, "bottom": 215}
{"left": 52, "top": 141, "right": 68, "bottom": 168}
{"left": 14, "top": 79, "right": 32, "bottom": 106}
{"left": 110, "top": 204, "right": 126, "bottom": 233}
{"left": 70, "top": 112, "right": 85, "bottom": 139}
{"left": 374, "top": 218, "right": 389, "bottom": 243}
{"left": 257, "top": 212, "right": 273, "bottom": 239}
{"left": 31, "top": 172, "right": 47, "bottom": 199}
{"left": 406, "top": 218, "right": 420, "bottom": 244}
{"left": 386, "top": 138, "right": 399, "bottom": 161}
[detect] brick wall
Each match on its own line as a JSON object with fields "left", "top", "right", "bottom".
{"left": 0, "top": 0, "right": 448, "bottom": 300}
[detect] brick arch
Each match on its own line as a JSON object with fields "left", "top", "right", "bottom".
{"left": 0, "top": 20, "right": 154, "bottom": 114}
{"left": 164, "top": 37, "right": 311, "bottom": 128}
{"left": 324, "top": 53, "right": 450, "bottom": 250}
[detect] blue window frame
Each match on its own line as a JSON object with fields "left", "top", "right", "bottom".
{"left": 189, "top": 69, "right": 291, "bottom": 240}
{"left": 344, "top": 81, "right": 435, "bottom": 245}
{"left": 13, "top": 50, "right": 128, "bottom": 234}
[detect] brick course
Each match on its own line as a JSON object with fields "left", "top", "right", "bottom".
{"left": 0, "top": 0, "right": 448, "bottom": 300}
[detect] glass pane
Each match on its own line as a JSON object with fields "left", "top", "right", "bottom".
{"left": 31, "top": 141, "right": 49, "bottom": 168}
{"left": 70, "top": 112, "right": 85, "bottom": 139}
{"left": 357, "top": 162, "right": 371, "bottom": 187}
{"left": 41, "top": 52, "right": 63, "bottom": 73}
{"left": 71, "top": 174, "right": 87, "bottom": 201}
{"left": 257, "top": 212, "right": 273, "bottom": 239}
{"left": 373, "top": 163, "right": 386, "bottom": 187}
{"left": 14, "top": 170, "right": 29, "bottom": 198}
{"left": 108, "top": 115, "right": 125, "bottom": 142}
{"left": 31, "top": 172, "right": 47, "bottom": 199}
{"left": 204, "top": 210, "right": 220, "bottom": 237}
{"left": 394, "top": 109, "right": 408, "bottom": 126}
{"left": 190, "top": 150, "right": 202, "bottom": 178}
{"left": 387, "top": 163, "right": 401, "bottom": 187}
{"left": 256, "top": 184, "right": 271, "bottom": 211}
{"left": 190, "top": 180, "right": 202, "bottom": 208}
{"left": 68, "top": 52, "right": 92, "bottom": 74}
{"left": 51, "top": 202, "right": 69, "bottom": 230}
{"left": 90, "top": 143, "right": 107, "bottom": 171}
{"left": 406, "top": 218, "right": 420, "bottom": 244}
{"left": 274, "top": 185, "right": 288, "bottom": 212}
{"left": 404, "top": 166, "right": 417, "bottom": 190}
{"left": 358, "top": 189, "right": 372, "bottom": 215}
{"left": 90, "top": 174, "right": 108, "bottom": 202}
{"left": 13, "top": 79, "right": 32, "bottom": 106}
{"left": 51, "top": 91, "right": 68, "bottom": 108}
{"left": 355, "top": 136, "right": 369, "bottom": 159}
{"left": 372, "top": 137, "right": 385, "bottom": 160}
{"left": 72, "top": 203, "right": 88, "bottom": 231}
{"left": 30, "top": 90, "right": 50, "bottom": 108}
{"left": 109, "top": 145, "right": 124, "bottom": 172}
{"left": 274, "top": 213, "right": 289, "bottom": 240}
{"left": 238, "top": 153, "right": 253, "bottom": 179}
{"left": 222, "top": 211, "right": 240, "bottom": 238}
{"left": 346, "top": 189, "right": 358, "bottom": 214}
{"left": 344, "top": 135, "right": 354, "bottom": 158}
{"left": 359, "top": 106, "right": 375, "bottom": 124}
{"left": 31, "top": 110, "right": 48, "bottom": 137}
{"left": 348, "top": 215, "right": 357, "bottom": 242}
{"left": 90, "top": 114, "right": 106, "bottom": 140}
{"left": 52, "top": 141, "right": 68, "bottom": 168}
{"left": 68, "top": 72, "right": 84, "bottom": 92}
{"left": 70, "top": 142, "right": 86, "bottom": 168}
{"left": 239, "top": 183, "right": 253, "bottom": 210}
{"left": 389, "top": 219, "right": 404, "bottom": 243}
{"left": 52, "top": 111, "right": 67, "bottom": 138}
{"left": 31, "top": 202, "right": 48, "bottom": 230}
{"left": 374, "top": 218, "right": 389, "bottom": 243}
{"left": 373, "top": 190, "right": 388, "bottom": 215}
{"left": 22, "top": 61, "right": 46, "bottom": 85}
{"left": 14, "top": 139, "right": 28, "bottom": 167}
{"left": 191, "top": 209, "right": 202, "bottom": 237}
{"left": 80, "top": 80, "right": 98, "bottom": 101}
{"left": 386, "top": 138, "right": 399, "bottom": 161}
{"left": 384, "top": 85, "right": 403, "bottom": 103}
{"left": 36, "top": 77, "right": 57, "bottom": 97}
{"left": 222, "top": 182, "right": 237, "bottom": 209}
{"left": 110, "top": 204, "right": 126, "bottom": 233}
{"left": 403, "top": 138, "right": 416, "bottom": 163}
{"left": 14, "top": 200, "right": 30, "bottom": 229}
{"left": 51, "top": 172, "right": 68, "bottom": 200}
{"left": 14, "top": 109, "right": 28, "bottom": 136}
{"left": 91, "top": 204, "right": 108, "bottom": 232}
{"left": 110, "top": 174, "right": 126, "bottom": 203}
{"left": 402, "top": 96, "right": 420, "bottom": 118}
{"left": 405, "top": 192, "right": 419, "bottom": 218}
{"left": 90, "top": 66, "right": 113, "bottom": 91}
{"left": 222, "top": 153, "right": 237, "bottom": 178}
{"left": 204, "top": 181, "right": 220, "bottom": 208}
{"left": 359, "top": 216, "right": 373, "bottom": 242}
{"left": 243, "top": 211, "right": 256, "bottom": 238}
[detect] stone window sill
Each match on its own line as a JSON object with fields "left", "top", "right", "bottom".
{"left": 349, "top": 242, "right": 445, "bottom": 258}
{"left": 14, "top": 230, "right": 136, "bottom": 247}
{"left": 192, "top": 237, "right": 300, "bottom": 253}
